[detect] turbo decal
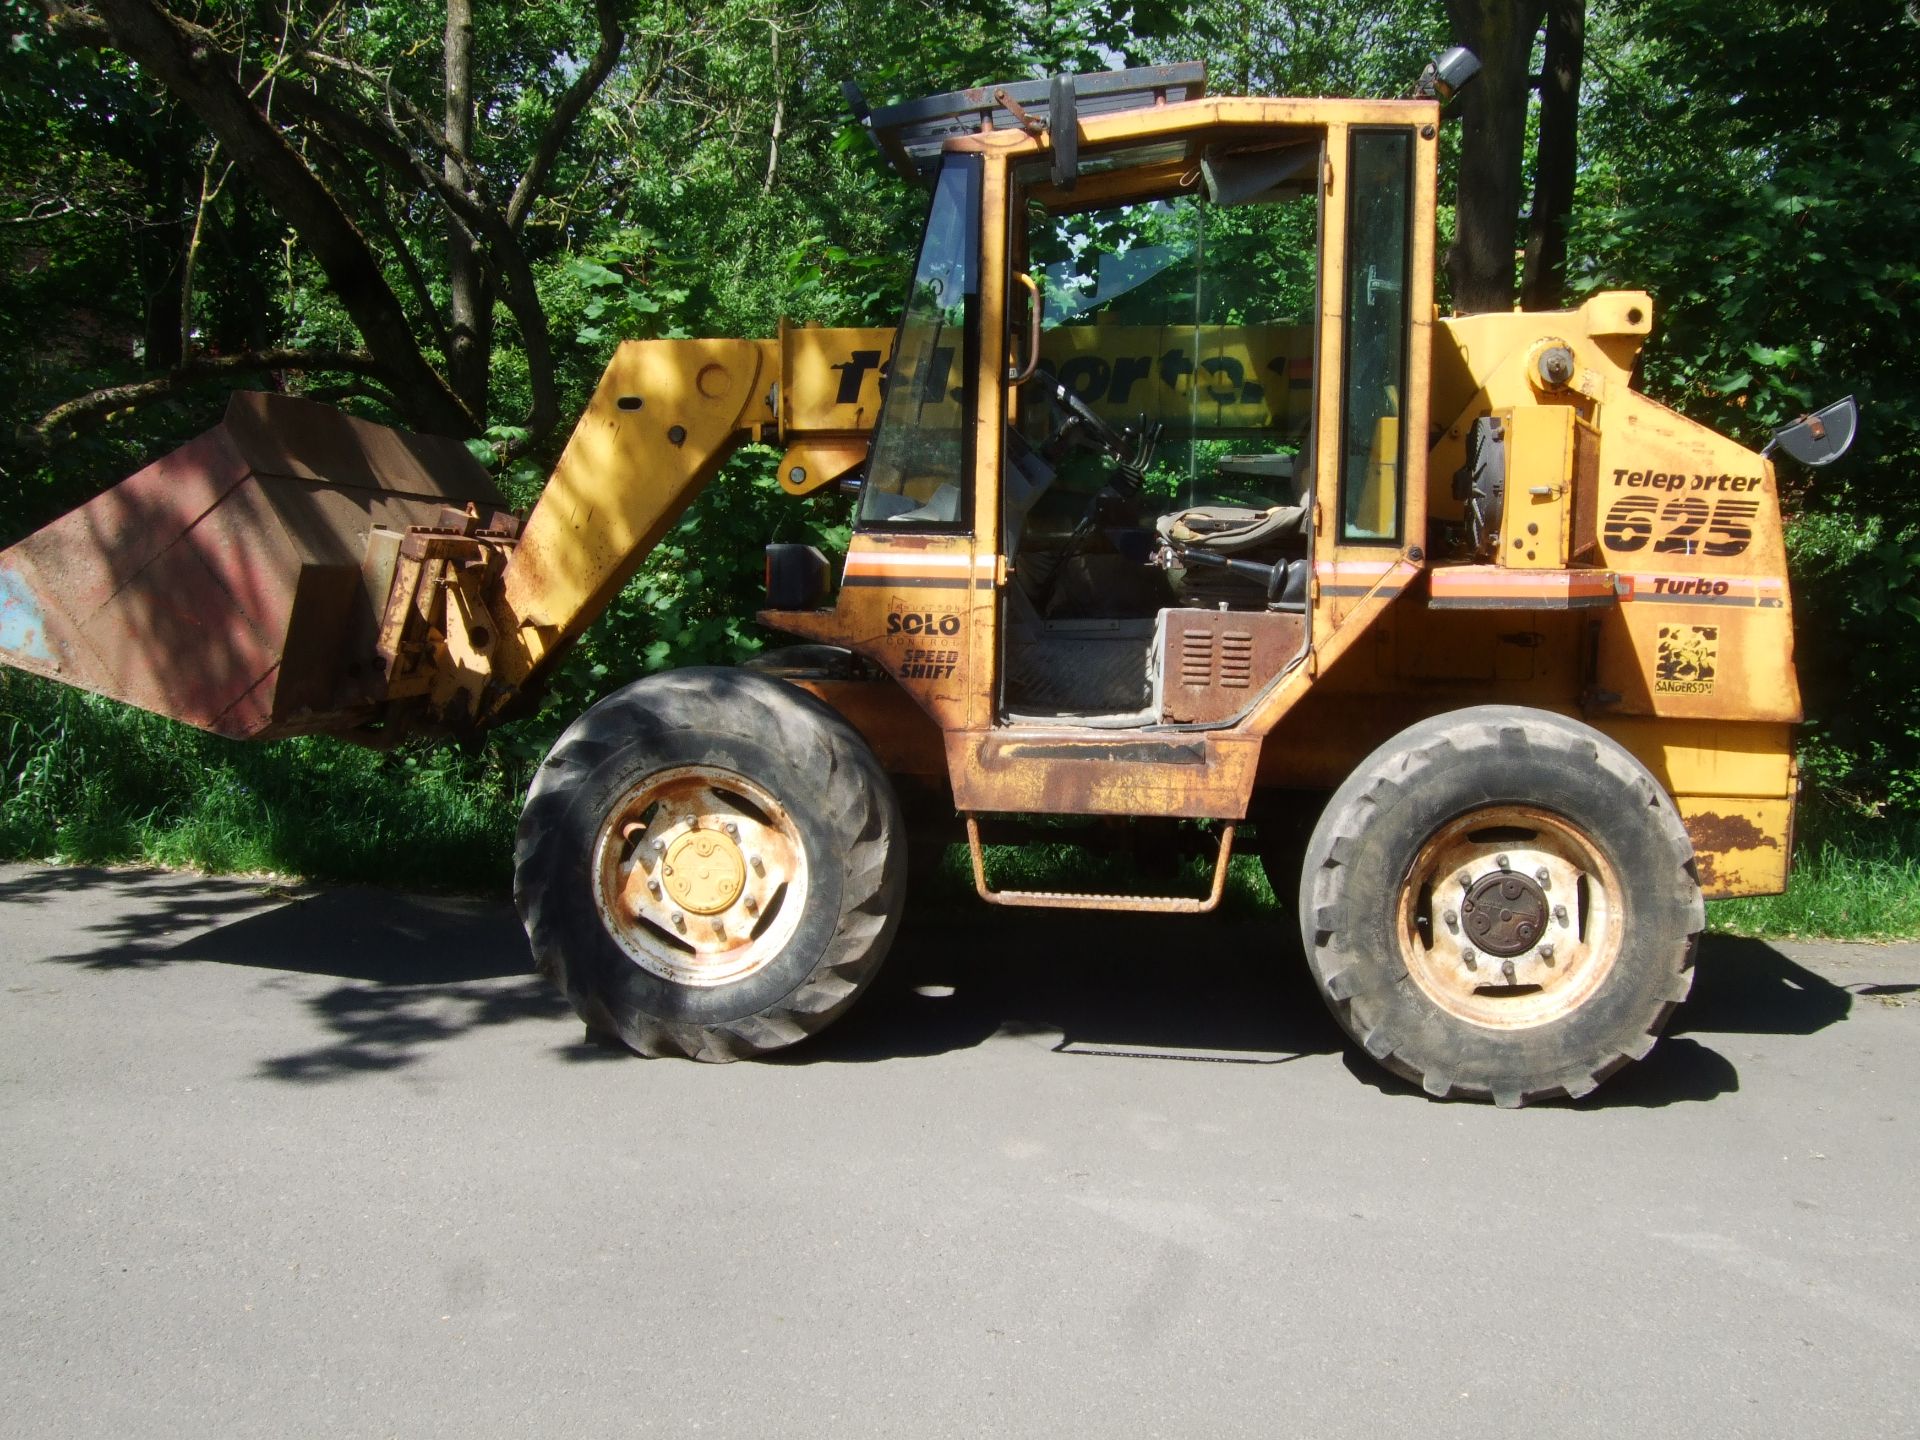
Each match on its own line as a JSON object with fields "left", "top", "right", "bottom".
{"left": 1620, "top": 572, "right": 1785, "bottom": 609}
{"left": 1649, "top": 577, "right": 1729, "bottom": 597}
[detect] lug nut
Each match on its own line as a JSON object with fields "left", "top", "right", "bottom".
{"left": 744, "top": 896, "right": 759, "bottom": 916}
{"left": 671, "top": 911, "right": 686, "bottom": 931}
{"left": 1553, "top": 904, "right": 1569, "bottom": 926}
{"left": 1502, "top": 959, "right": 1517, "bottom": 983}
{"left": 1444, "top": 909, "right": 1459, "bottom": 933}
{"left": 646, "top": 879, "right": 661, "bottom": 898}
{"left": 1462, "top": 949, "right": 1478, "bottom": 971}
{"left": 1496, "top": 853, "right": 1510, "bottom": 871}
{"left": 724, "top": 821, "right": 739, "bottom": 839}
{"left": 1539, "top": 943, "right": 1556, "bottom": 964}
{"left": 750, "top": 855, "right": 765, "bottom": 877}
{"left": 1457, "top": 870, "right": 1473, "bottom": 888}
{"left": 1535, "top": 866, "right": 1550, "bottom": 887}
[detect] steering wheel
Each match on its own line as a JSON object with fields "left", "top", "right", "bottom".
{"left": 1035, "top": 372, "right": 1129, "bottom": 462}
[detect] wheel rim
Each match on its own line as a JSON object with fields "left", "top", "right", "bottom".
{"left": 591, "top": 765, "right": 808, "bottom": 987}
{"left": 1396, "top": 805, "right": 1623, "bottom": 1030}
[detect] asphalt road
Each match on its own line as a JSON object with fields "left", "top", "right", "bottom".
{"left": 2, "top": 860, "right": 1917, "bottom": 1438}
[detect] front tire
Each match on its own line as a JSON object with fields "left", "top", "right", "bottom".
{"left": 515, "top": 668, "right": 905, "bottom": 1061}
{"left": 1300, "top": 706, "right": 1702, "bottom": 1106}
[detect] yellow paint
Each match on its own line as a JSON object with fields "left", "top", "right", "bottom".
{"left": 1499, "top": 405, "right": 1574, "bottom": 567}
{"left": 662, "top": 829, "right": 746, "bottom": 915}
{"left": 495, "top": 338, "right": 776, "bottom": 697}
{"left": 1595, "top": 718, "right": 1795, "bottom": 798}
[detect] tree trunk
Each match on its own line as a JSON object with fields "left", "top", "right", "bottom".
{"left": 442, "top": 0, "right": 491, "bottom": 425}
{"left": 1444, "top": 0, "right": 1547, "bottom": 313}
{"left": 84, "top": 0, "right": 475, "bottom": 435}
{"left": 1522, "top": 0, "right": 1584, "bottom": 311}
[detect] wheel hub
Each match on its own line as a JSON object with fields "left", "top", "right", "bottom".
{"left": 1396, "top": 805, "right": 1623, "bottom": 1032}
{"left": 1460, "top": 869, "right": 1547, "bottom": 957}
{"left": 591, "top": 765, "right": 806, "bottom": 988}
{"left": 662, "top": 829, "right": 746, "bottom": 915}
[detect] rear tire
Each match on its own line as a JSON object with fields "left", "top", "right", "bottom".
{"left": 1300, "top": 706, "right": 1702, "bottom": 1106}
{"left": 515, "top": 668, "right": 905, "bottom": 1061}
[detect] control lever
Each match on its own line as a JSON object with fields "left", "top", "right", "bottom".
{"left": 1158, "top": 541, "right": 1308, "bottom": 611}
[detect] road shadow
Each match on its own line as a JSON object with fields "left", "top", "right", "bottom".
{"left": 6, "top": 866, "right": 564, "bottom": 1082}
{"left": 1, "top": 864, "right": 301, "bottom": 968}
{"left": 177, "top": 889, "right": 567, "bottom": 1082}
{"left": 7, "top": 866, "right": 1894, "bottom": 1099}
{"left": 784, "top": 906, "right": 1338, "bottom": 1069}
{"left": 1674, "top": 934, "right": 1858, "bottom": 1038}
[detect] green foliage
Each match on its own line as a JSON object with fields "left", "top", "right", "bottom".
{"left": 1784, "top": 512, "right": 1920, "bottom": 811}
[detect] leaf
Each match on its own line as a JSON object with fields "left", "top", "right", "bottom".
{"left": 568, "top": 258, "right": 623, "bottom": 290}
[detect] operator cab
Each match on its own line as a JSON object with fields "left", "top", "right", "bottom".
{"left": 849, "top": 73, "right": 1420, "bottom": 733}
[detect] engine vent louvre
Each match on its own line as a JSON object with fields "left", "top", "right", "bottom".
{"left": 1221, "top": 630, "right": 1254, "bottom": 688}
{"left": 1179, "top": 629, "right": 1214, "bottom": 688}
{"left": 1159, "top": 609, "right": 1306, "bottom": 725}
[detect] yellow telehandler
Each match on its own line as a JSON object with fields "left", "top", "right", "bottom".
{"left": 0, "top": 61, "right": 1852, "bottom": 1104}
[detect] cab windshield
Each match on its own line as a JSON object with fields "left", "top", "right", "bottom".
{"left": 857, "top": 155, "right": 982, "bottom": 529}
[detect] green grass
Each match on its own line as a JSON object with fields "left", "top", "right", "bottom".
{"left": 0, "top": 673, "right": 524, "bottom": 891}
{"left": 6, "top": 671, "right": 1919, "bottom": 940}
{"left": 1706, "top": 804, "right": 1920, "bottom": 941}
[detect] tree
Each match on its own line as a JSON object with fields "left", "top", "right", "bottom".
{"left": 1520, "top": 0, "right": 1582, "bottom": 309}
{"left": 28, "top": 0, "right": 632, "bottom": 445}
{"left": 1441, "top": 0, "right": 1586, "bottom": 313}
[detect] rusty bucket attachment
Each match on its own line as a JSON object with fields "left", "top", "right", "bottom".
{"left": 0, "top": 392, "right": 510, "bottom": 741}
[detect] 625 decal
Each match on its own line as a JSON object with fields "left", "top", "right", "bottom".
{"left": 1602, "top": 496, "right": 1759, "bottom": 557}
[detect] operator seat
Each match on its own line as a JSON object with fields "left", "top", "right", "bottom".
{"left": 1155, "top": 446, "right": 1312, "bottom": 609}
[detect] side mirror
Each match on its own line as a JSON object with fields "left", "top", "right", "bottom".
{"left": 1412, "top": 46, "right": 1481, "bottom": 101}
{"left": 1763, "top": 395, "right": 1858, "bottom": 468}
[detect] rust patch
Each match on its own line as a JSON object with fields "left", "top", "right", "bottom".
{"left": 994, "top": 739, "right": 1207, "bottom": 766}
{"left": 1684, "top": 811, "right": 1781, "bottom": 855}
{"left": 1691, "top": 849, "right": 1720, "bottom": 891}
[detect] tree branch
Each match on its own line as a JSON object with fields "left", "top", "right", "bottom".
{"left": 299, "top": 50, "right": 491, "bottom": 199}
{"left": 260, "top": 67, "right": 558, "bottom": 435}
{"left": 506, "top": 0, "right": 626, "bottom": 232}
{"left": 36, "top": 0, "right": 110, "bottom": 46}
{"left": 301, "top": 126, "right": 450, "bottom": 352}
{"left": 28, "top": 347, "right": 390, "bottom": 444}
